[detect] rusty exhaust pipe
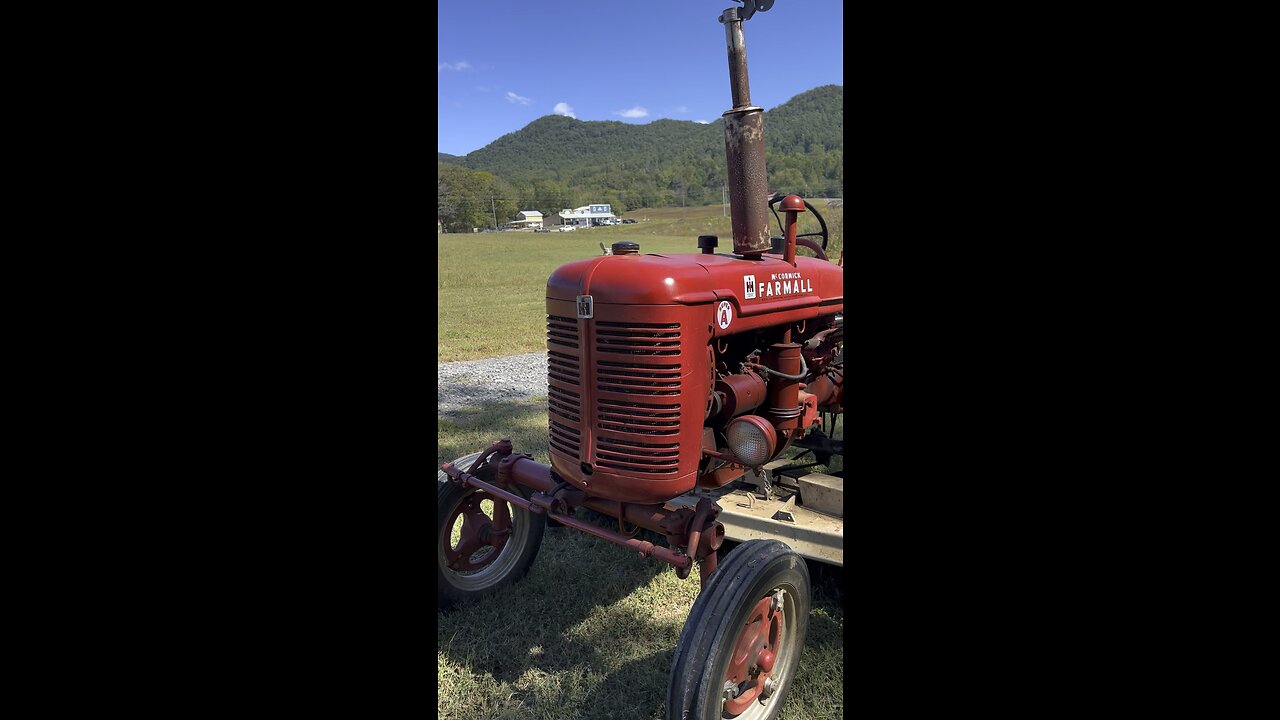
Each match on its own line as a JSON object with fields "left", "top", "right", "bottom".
{"left": 720, "top": 4, "right": 771, "bottom": 257}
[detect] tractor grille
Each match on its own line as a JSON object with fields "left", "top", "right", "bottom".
{"left": 547, "top": 350, "right": 580, "bottom": 387}
{"left": 547, "top": 315, "right": 582, "bottom": 458}
{"left": 594, "top": 321, "right": 681, "bottom": 356}
{"left": 545, "top": 310, "right": 697, "bottom": 486}
{"left": 595, "top": 436, "right": 681, "bottom": 474}
{"left": 593, "top": 322, "right": 683, "bottom": 475}
{"left": 549, "top": 419, "right": 580, "bottom": 458}
{"left": 547, "top": 315, "right": 579, "bottom": 350}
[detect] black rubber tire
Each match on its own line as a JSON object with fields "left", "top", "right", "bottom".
{"left": 437, "top": 455, "right": 546, "bottom": 609}
{"left": 666, "top": 539, "right": 810, "bottom": 720}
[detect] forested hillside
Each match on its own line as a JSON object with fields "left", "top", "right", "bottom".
{"left": 438, "top": 85, "right": 841, "bottom": 232}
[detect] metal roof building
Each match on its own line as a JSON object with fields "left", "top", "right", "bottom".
{"left": 558, "top": 204, "right": 616, "bottom": 227}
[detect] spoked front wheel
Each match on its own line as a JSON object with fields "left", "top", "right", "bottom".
{"left": 667, "top": 539, "right": 811, "bottom": 720}
{"left": 437, "top": 454, "right": 546, "bottom": 609}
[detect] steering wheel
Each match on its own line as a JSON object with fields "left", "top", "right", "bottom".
{"left": 768, "top": 193, "right": 829, "bottom": 251}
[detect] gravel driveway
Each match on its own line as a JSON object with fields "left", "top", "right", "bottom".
{"left": 438, "top": 351, "right": 548, "bottom": 416}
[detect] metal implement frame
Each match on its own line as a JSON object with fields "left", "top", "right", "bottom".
{"left": 666, "top": 459, "right": 843, "bottom": 567}
{"left": 441, "top": 439, "right": 727, "bottom": 587}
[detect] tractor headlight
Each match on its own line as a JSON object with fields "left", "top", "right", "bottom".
{"left": 725, "top": 415, "right": 778, "bottom": 466}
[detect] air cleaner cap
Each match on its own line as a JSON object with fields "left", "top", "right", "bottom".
{"left": 612, "top": 241, "right": 640, "bottom": 255}
{"left": 781, "top": 194, "right": 807, "bottom": 212}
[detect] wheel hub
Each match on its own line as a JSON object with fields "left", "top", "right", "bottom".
{"left": 723, "top": 589, "right": 786, "bottom": 715}
{"left": 442, "top": 492, "right": 512, "bottom": 572}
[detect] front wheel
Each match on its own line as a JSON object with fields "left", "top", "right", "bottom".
{"left": 437, "top": 453, "right": 546, "bottom": 609}
{"left": 667, "top": 539, "right": 810, "bottom": 720}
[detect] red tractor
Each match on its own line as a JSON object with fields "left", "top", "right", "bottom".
{"left": 438, "top": 2, "right": 843, "bottom": 717}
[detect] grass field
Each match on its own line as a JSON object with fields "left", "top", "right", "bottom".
{"left": 438, "top": 201, "right": 845, "bottom": 719}
{"left": 438, "top": 201, "right": 842, "bottom": 362}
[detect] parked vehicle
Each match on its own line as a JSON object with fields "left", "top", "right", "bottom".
{"left": 534, "top": 227, "right": 551, "bottom": 233}
{"left": 621, "top": 218, "right": 637, "bottom": 224}
{"left": 557, "top": 225, "right": 576, "bottom": 232}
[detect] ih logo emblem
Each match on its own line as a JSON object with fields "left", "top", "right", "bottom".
{"left": 717, "top": 300, "right": 733, "bottom": 330}
{"left": 744, "top": 275, "right": 756, "bottom": 299}
{"left": 577, "top": 295, "right": 593, "bottom": 319}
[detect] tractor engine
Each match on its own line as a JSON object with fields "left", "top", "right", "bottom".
{"left": 545, "top": 237, "right": 843, "bottom": 506}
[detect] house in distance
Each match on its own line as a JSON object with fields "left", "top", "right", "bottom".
{"left": 504, "top": 210, "right": 544, "bottom": 230}
{"left": 558, "top": 204, "right": 617, "bottom": 228}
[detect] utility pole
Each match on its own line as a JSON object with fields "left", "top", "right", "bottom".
{"left": 491, "top": 196, "right": 497, "bottom": 230}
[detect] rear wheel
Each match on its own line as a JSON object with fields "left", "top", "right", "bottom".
{"left": 437, "top": 453, "right": 546, "bottom": 609}
{"left": 667, "top": 539, "right": 810, "bottom": 720}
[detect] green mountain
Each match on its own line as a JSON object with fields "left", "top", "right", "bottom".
{"left": 443, "top": 85, "right": 842, "bottom": 217}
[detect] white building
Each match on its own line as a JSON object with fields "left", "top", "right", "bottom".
{"left": 504, "top": 210, "right": 544, "bottom": 229}
{"left": 558, "top": 204, "right": 616, "bottom": 227}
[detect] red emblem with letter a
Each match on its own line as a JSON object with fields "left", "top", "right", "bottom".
{"left": 716, "top": 300, "right": 732, "bottom": 330}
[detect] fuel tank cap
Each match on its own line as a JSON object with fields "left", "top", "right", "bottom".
{"left": 612, "top": 241, "right": 640, "bottom": 255}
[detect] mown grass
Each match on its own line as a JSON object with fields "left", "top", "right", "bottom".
{"left": 438, "top": 401, "right": 845, "bottom": 720}
{"left": 437, "top": 201, "right": 843, "bottom": 362}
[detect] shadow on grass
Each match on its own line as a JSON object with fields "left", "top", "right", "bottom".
{"left": 438, "top": 522, "right": 674, "bottom": 718}
{"left": 576, "top": 648, "right": 671, "bottom": 720}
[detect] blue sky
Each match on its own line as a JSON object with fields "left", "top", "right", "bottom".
{"left": 438, "top": 0, "right": 844, "bottom": 157}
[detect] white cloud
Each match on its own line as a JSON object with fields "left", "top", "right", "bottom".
{"left": 553, "top": 102, "right": 576, "bottom": 119}
{"left": 615, "top": 106, "right": 649, "bottom": 118}
{"left": 673, "top": 105, "right": 688, "bottom": 113}
{"left": 438, "top": 61, "right": 473, "bottom": 72}
{"left": 694, "top": 119, "right": 711, "bottom": 124}
{"left": 505, "top": 91, "right": 532, "bottom": 105}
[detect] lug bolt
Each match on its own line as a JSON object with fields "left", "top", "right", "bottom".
{"left": 761, "top": 676, "right": 776, "bottom": 699}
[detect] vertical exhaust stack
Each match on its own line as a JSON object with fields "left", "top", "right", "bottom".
{"left": 719, "top": 2, "right": 773, "bottom": 257}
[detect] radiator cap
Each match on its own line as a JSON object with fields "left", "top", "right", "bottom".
{"left": 612, "top": 241, "right": 640, "bottom": 255}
